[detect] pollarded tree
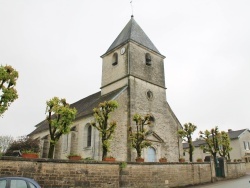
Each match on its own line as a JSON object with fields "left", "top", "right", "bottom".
{"left": 199, "top": 126, "right": 220, "bottom": 164}
{"left": 0, "top": 65, "right": 18, "bottom": 116}
{"left": 178, "top": 122, "right": 197, "bottom": 162}
{"left": 219, "top": 131, "right": 232, "bottom": 159}
{"left": 46, "top": 97, "right": 77, "bottom": 159}
{"left": 91, "top": 100, "right": 118, "bottom": 160}
{"left": 129, "top": 113, "right": 153, "bottom": 160}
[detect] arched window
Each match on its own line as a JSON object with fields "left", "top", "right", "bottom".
{"left": 87, "top": 125, "right": 92, "bottom": 147}
{"left": 70, "top": 132, "right": 77, "bottom": 154}
{"left": 145, "top": 53, "right": 151, "bottom": 66}
{"left": 112, "top": 53, "right": 118, "bottom": 66}
{"left": 62, "top": 134, "right": 69, "bottom": 152}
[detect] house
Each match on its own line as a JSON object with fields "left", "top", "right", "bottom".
{"left": 228, "top": 129, "right": 250, "bottom": 162}
{"left": 183, "top": 139, "right": 208, "bottom": 162}
{"left": 183, "top": 129, "right": 250, "bottom": 162}
{"left": 29, "top": 16, "right": 183, "bottom": 162}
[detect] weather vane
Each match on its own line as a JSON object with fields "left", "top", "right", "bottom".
{"left": 130, "top": 0, "right": 134, "bottom": 17}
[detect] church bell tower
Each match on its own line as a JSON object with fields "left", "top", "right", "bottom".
{"left": 101, "top": 16, "right": 166, "bottom": 95}
{"left": 100, "top": 16, "right": 181, "bottom": 162}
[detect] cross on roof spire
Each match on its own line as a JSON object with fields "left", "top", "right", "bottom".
{"left": 130, "top": 1, "right": 134, "bottom": 17}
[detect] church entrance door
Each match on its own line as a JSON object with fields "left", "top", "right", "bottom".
{"left": 147, "top": 147, "right": 156, "bottom": 162}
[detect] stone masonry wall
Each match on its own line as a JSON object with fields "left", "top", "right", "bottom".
{"left": 226, "top": 162, "right": 246, "bottom": 179}
{"left": 0, "top": 157, "right": 246, "bottom": 188}
{"left": 129, "top": 42, "right": 165, "bottom": 88}
{"left": 129, "top": 76, "right": 181, "bottom": 162}
{"left": 121, "top": 163, "right": 213, "bottom": 188}
{"left": 101, "top": 44, "right": 129, "bottom": 95}
{"left": 0, "top": 157, "right": 119, "bottom": 188}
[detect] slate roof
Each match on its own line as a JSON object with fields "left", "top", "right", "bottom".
{"left": 29, "top": 87, "right": 127, "bottom": 136}
{"left": 183, "top": 140, "right": 206, "bottom": 149}
{"left": 104, "top": 16, "right": 161, "bottom": 55}
{"left": 228, "top": 129, "right": 247, "bottom": 140}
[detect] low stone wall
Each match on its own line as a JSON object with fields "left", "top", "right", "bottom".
{"left": 0, "top": 157, "right": 120, "bottom": 188}
{"left": 0, "top": 157, "right": 246, "bottom": 188}
{"left": 245, "top": 162, "right": 250, "bottom": 169}
{"left": 121, "top": 163, "right": 213, "bottom": 187}
{"left": 226, "top": 162, "right": 246, "bottom": 179}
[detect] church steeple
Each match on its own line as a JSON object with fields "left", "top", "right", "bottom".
{"left": 104, "top": 16, "right": 161, "bottom": 56}
{"left": 101, "top": 17, "right": 166, "bottom": 96}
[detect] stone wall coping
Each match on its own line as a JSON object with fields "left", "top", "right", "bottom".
{"left": 0, "top": 156, "right": 214, "bottom": 165}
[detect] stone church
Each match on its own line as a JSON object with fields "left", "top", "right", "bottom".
{"left": 29, "top": 16, "right": 183, "bottom": 162}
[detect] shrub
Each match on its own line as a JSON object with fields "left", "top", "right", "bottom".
{"left": 4, "top": 136, "right": 40, "bottom": 156}
{"left": 84, "top": 157, "right": 94, "bottom": 161}
{"left": 196, "top": 158, "right": 203, "bottom": 162}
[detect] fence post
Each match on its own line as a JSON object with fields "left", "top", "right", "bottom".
{"left": 210, "top": 157, "right": 216, "bottom": 182}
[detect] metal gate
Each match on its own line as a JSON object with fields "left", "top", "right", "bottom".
{"left": 216, "top": 157, "right": 225, "bottom": 177}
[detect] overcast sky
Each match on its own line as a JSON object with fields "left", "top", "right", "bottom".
{"left": 0, "top": 0, "right": 249, "bottom": 138}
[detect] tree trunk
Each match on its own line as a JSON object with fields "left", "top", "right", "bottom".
{"left": 102, "top": 146, "right": 107, "bottom": 160}
{"left": 48, "top": 142, "right": 55, "bottom": 159}
{"left": 189, "top": 143, "right": 193, "bottom": 162}
{"left": 136, "top": 147, "right": 141, "bottom": 158}
{"left": 102, "top": 133, "right": 108, "bottom": 160}
{"left": 213, "top": 153, "right": 217, "bottom": 168}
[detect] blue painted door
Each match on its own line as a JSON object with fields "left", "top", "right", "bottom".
{"left": 147, "top": 147, "right": 156, "bottom": 162}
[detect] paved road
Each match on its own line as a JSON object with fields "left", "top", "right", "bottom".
{"left": 186, "top": 173, "right": 250, "bottom": 188}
